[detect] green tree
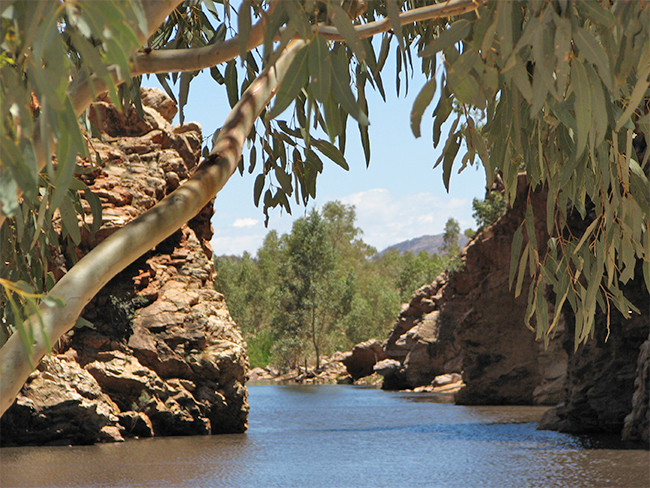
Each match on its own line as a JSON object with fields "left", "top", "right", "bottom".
{"left": 396, "top": 250, "right": 446, "bottom": 302}
{"left": 472, "top": 192, "right": 507, "bottom": 230}
{"left": 275, "top": 210, "right": 342, "bottom": 370}
{"left": 1, "top": 0, "right": 648, "bottom": 415}
{"left": 441, "top": 217, "right": 461, "bottom": 255}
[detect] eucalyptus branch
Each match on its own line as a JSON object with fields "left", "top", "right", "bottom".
{"left": 0, "top": 39, "right": 306, "bottom": 416}
{"left": 127, "top": 0, "right": 483, "bottom": 76}
{"left": 0, "top": 0, "right": 185, "bottom": 231}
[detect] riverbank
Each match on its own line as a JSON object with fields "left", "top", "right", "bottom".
{"left": 247, "top": 355, "right": 465, "bottom": 396}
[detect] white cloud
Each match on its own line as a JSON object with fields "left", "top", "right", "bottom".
{"left": 341, "top": 189, "right": 475, "bottom": 252}
{"left": 232, "top": 218, "right": 260, "bottom": 228}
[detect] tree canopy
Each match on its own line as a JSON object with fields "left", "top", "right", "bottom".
{"left": 214, "top": 200, "right": 450, "bottom": 370}
{"left": 1, "top": 0, "right": 649, "bottom": 414}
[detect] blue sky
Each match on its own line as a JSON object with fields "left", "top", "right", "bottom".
{"left": 147, "top": 56, "right": 487, "bottom": 256}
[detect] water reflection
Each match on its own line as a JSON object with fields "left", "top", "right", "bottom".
{"left": 1, "top": 385, "right": 648, "bottom": 488}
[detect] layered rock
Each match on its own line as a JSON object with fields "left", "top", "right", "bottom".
{"left": 0, "top": 88, "right": 249, "bottom": 446}
{"left": 377, "top": 173, "right": 648, "bottom": 442}
{"left": 539, "top": 265, "right": 649, "bottom": 438}
{"left": 379, "top": 176, "right": 567, "bottom": 405}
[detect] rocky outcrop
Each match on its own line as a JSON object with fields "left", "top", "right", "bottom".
{"left": 622, "top": 330, "right": 649, "bottom": 443}
{"left": 378, "top": 172, "right": 648, "bottom": 442}
{"left": 539, "top": 265, "right": 649, "bottom": 439}
{"left": 379, "top": 177, "right": 567, "bottom": 405}
{"left": 0, "top": 88, "right": 249, "bottom": 446}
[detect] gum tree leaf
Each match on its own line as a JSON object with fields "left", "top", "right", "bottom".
{"left": 313, "top": 139, "right": 349, "bottom": 170}
{"left": 571, "top": 58, "right": 591, "bottom": 158}
{"left": 419, "top": 19, "right": 471, "bottom": 58}
{"left": 410, "top": 76, "right": 436, "bottom": 138}
{"left": 309, "top": 34, "right": 332, "bottom": 103}
{"left": 268, "top": 44, "right": 309, "bottom": 119}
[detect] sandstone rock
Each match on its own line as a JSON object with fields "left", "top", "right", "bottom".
{"left": 381, "top": 176, "right": 557, "bottom": 402}
{"left": 118, "top": 411, "right": 154, "bottom": 438}
{"left": 341, "top": 340, "right": 388, "bottom": 380}
{"left": 98, "top": 425, "right": 125, "bottom": 443}
{"left": 1, "top": 88, "right": 249, "bottom": 446}
{"left": 622, "top": 332, "right": 649, "bottom": 443}
{"left": 140, "top": 87, "right": 178, "bottom": 122}
{"left": 0, "top": 357, "right": 120, "bottom": 446}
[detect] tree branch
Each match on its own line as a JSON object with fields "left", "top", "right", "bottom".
{"left": 127, "top": 0, "right": 483, "bottom": 76}
{"left": 0, "top": 40, "right": 305, "bottom": 416}
{"left": 0, "top": 0, "right": 184, "bottom": 230}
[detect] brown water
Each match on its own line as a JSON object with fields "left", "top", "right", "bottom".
{"left": 1, "top": 384, "right": 648, "bottom": 487}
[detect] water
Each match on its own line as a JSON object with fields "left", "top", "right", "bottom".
{"left": 1, "top": 385, "right": 648, "bottom": 487}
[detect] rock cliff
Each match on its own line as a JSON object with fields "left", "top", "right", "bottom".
{"left": 376, "top": 174, "right": 648, "bottom": 443}
{"left": 379, "top": 176, "right": 567, "bottom": 406}
{"left": 0, "top": 88, "right": 249, "bottom": 446}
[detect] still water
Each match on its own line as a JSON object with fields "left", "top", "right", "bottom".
{"left": 1, "top": 384, "right": 648, "bottom": 488}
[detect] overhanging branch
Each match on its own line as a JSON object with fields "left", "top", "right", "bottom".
{"left": 128, "top": 0, "right": 483, "bottom": 76}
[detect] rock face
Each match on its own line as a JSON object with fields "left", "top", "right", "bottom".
{"left": 0, "top": 88, "right": 249, "bottom": 446}
{"left": 379, "top": 176, "right": 567, "bottom": 405}
{"left": 539, "top": 265, "right": 649, "bottom": 439}
{"left": 378, "top": 173, "right": 648, "bottom": 442}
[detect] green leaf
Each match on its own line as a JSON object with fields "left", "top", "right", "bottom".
{"left": 571, "top": 58, "right": 591, "bottom": 158}
{"left": 324, "top": 94, "right": 342, "bottom": 142}
{"left": 615, "top": 60, "right": 650, "bottom": 132}
{"left": 59, "top": 194, "right": 81, "bottom": 245}
{"left": 254, "top": 174, "right": 265, "bottom": 207}
{"left": 576, "top": 0, "right": 616, "bottom": 29}
{"left": 442, "top": 135, "right": 460, "bottom": 192}
{"left": 327, "top": 2, "right": 365, "bottom": 63}
{"left": 386, "top": 0, "right": 404, "bottom": 50}
{"left": 515, "top": 242, "right": 530, "bottom": 298}
{"left": 238, "top": 0, "right": 252, "bottom": 60}
{"left": 574, "top": 26, "right": 613, "bottom": 91}
{"left": 510, "top": 224, "right": 525, "bottom": 288}
{"left": 629, "top": 159, "right": 650, "bottom": 216}
{"left": 509, "top": 60, "right": 533, "bottom": 103}
{"left": 225, "top": 60, "right": 239, "bottom": 108}
{"left": 419, "top": 20, "right": 471, "bottom": 58}
{"left": 308, "top": 34, "right": 332, "bottom": 103}
{"left": 268, "top": 44, "right": 309, "bottom": 119}
{"left": 285, "top": 1, "right": 310, "bottom": 41}
{"left": 495, "top": 1, "right": 513, "bottom": 59}
{"left": 410, "top": 77, "right": 436, "bottom": 138}
{"left": 179, "top": 71, "right": 192, "bottom": 125}
{"left": 331, "top": 49, "right": 368, "bottom": 125}
{"left": 313, "top": 139, "right": 349, "bottom": 170}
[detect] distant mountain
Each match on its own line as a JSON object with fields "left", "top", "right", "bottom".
{"left": 377, "top": 233, "right": 469, "bottom": 257}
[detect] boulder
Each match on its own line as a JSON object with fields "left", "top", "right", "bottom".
{"left": 341, "top": 340, "right": 388, "bottom": 380}
{"left": 0, "top": 356, "right": 121, "bottom": 446}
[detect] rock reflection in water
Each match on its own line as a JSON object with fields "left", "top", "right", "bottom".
{"left": 1, "top": 385, "right": 648, "bottom": 488}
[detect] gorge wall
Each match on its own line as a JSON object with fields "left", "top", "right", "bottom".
{"left": 375, "top": 176, "right": 648, "bottom": 444}
{"left": 0, "top": 88, "right": 249, "bottom": 446}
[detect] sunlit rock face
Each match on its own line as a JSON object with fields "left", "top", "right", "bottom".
{"left": 0, "top": 88, "right": 249, "bottom": 446}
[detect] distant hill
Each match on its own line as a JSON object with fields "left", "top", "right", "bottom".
{"left": 377, "top": 233, "right": 469, "bottom": 257}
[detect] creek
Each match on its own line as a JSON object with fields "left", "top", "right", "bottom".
{"left": 1, "top": 384, "right": 648, "bottom": 487}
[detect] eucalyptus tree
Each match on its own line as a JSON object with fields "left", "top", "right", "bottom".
{"left": 1, "top": 0, "right": 649, "bottom": 414}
